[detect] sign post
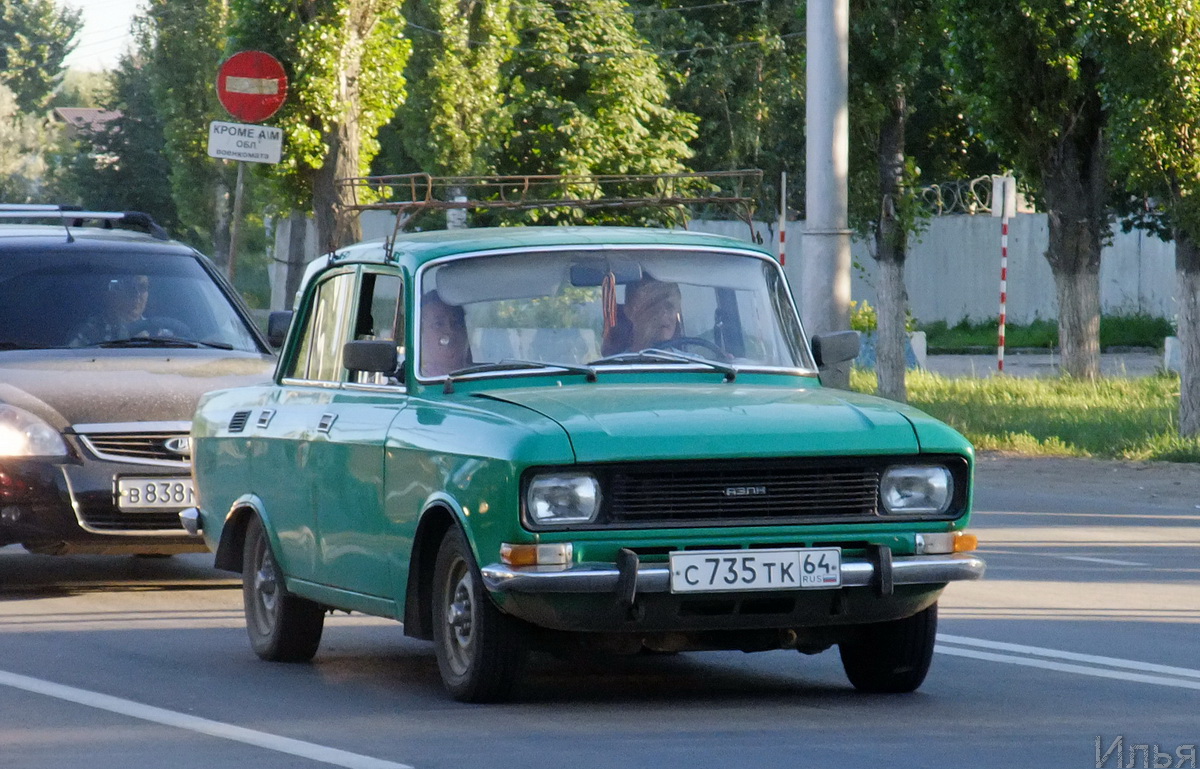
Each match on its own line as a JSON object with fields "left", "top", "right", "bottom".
{"left": 991, "top": 175, "right": 1017, "bottom": 372}
{"left": 210, "top": 51, "right": 288, "bottom": 280}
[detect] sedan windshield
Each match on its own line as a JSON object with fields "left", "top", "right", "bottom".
{"left": 417, "top": 248, "right": 813, "bottom": 379}
{"left": 0, "top": 251, "right": 262, "bottom": 352}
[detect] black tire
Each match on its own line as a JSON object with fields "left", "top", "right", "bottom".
{"left": 242, "top": 515, "right": 324, "bottom": 662}
{"left": 432, "top": 527, "right": 526, "bottom": 702}
{"left": 839, "top": 603, "right": 938, "bottom": 693}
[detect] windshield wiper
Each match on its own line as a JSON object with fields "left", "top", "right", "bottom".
{"left": 90, "top": 337, "right": 202, "bottom": 349}
{"left": 0, "top": 341, "right": 39, "bottom": 350}
{"left": 589, "top": 348, "right": 737, "bottom": 382}
{"left": 443, "top": 359, "right": 597, "bottom": 394}
{"left": 87, "top": 336, "right": 235, "bottom": 350}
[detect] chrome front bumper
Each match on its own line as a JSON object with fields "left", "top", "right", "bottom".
{"left": 482, "top": 552, "right": 985, "bottom": 595}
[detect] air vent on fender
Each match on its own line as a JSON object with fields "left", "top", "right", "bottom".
{"left": 228, "top": 410, "right": 251, "bottom": 433}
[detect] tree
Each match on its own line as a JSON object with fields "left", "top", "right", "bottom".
{"left": 496, "top": 0, "right": 698, "bottom": 197}
{"left": 51, "top": 53, "right": 179, "bottom": 231}
{"left": 1100, "top": 2, "right": 1200, "bottom": 435}
{"left": 943, "top": 0, "right": 1110, "bottom": 379}
{"left": 0, "top": 0, "right": 81, "bottom": 112}
{"left": 397, "top": 0, "right": 517, "bottom": 177}
{"left": 141, "top": 0, "right": 239, "bottom": 265}
{"left": 232, "top": 0, "right": 411, "bottom": 251}
{"left": 0, "top": 84, "right": 49, "bottom": 201}
{"left": 633, "top": 0, "right": 805, "bottom": 216}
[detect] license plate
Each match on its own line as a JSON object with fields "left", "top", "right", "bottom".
{"left": 116, "top": 477, "right": 195, "bottom": 511}
{"left": 669, "top": 547, "right": 842, "bottom": 593}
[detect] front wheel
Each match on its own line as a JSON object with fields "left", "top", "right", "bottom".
{"left": 432, "top": 527, "right": 526, "bottom": 702}
{"left": 242, "top": 515, "right": 325, "bottom": 662}
{"left": 839, "top": 603, "right": 938, "bottom": 693}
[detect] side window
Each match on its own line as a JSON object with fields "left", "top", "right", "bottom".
{"left": 351, "top": 272, "right": 404, "bottom": 384}
{"left": 286, "top": 272, "right": 357, "bottom": 381}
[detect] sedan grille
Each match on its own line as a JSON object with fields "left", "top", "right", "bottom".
{"left": 605, "top": 459, "right": 881, "bottom": 526}
{"left": 78, "top": 432, "right": 191, "bottom": 466}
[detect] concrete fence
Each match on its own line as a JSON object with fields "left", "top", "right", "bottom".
{"left": 270, "top": 212, "right": 1180, "bottom": 325}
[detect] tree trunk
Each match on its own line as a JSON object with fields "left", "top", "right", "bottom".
{"left": 1177, "top": 230, "right": 1200, "bottom": 437}
{"left": 312, "top": 119, "right": 363, "bottom": 253}
{"left": 873, "top": 87, "right": 908, "bottom": 403}
{"left": 211, "top": 177, "right": 232, "bottom": 274}
{"left": 1039, "top": 68, "right": 1107, "bottom": 380}
{"left": 283, "top": 210, "right": 308, "bottom": 311}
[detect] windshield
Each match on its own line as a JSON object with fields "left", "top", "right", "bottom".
{"left": 0, "top": 250, "right": 262, "bottom": 352}
{"left": 417, "top": 247, "right": 813, "bottom": 379}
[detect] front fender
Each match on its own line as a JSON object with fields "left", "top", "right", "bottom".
{"left": 212, "top": 493, "right": 269, "bottom": 573}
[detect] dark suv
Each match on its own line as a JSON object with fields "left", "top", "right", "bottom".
{"left": 0, "top": 206, "right": 276, "bottom": 555}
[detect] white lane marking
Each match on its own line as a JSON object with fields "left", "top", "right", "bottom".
{"left": 935, "top": 646, "right": 1200, "bottom": 691}
{"left": 0, "top": 669, "right": 413, "bottom": 769}
{"left": 938, "top": 634, "right": 1200, "bottom": 681}
{"left": 1057, "top": 556, "right": 1149, "bottom": 566}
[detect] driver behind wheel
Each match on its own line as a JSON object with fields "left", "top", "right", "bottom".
{"left": 68, "top": 274, "right": 165, "bottom": 346}
{"left": 604, "top": 277, "right": 682, "bottom": 354}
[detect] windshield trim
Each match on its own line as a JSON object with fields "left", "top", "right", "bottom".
{"left": 412, "top": 244, "right": 817, "bottom": 386}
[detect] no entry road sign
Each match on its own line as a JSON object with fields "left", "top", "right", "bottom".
{"left": 216, "top": 51, "right": 287, "bottom": 124}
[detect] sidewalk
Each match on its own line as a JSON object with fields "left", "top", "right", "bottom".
{"left": 923, "top": 350, "right": 1163, "bottom": 378}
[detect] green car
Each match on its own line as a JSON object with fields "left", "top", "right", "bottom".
{"left": 186, "top": 226, "right": 984, "bottom": 702}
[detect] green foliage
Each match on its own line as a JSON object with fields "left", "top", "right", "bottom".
{"left": 851, "top": 368, "right": 1200, "bottom": 462}
{"left": 50, "top": 69, "right": 108, "bottom": 108}
{"left": 633, "top": 0, "right": 803, "bottom": 217}
{"left": 141, "top": 0, "right": 237, "bottom": 250}
{"left": 398, "top": 0, "right": 516, "bottom": 176}
{"left": 850, "top": 300, "right": 916, "bottom": 333}
{"left": 0, "top": 83, "right": 49, "bottom": 201}
{"left": 496, "top": 0, "right": 698, "bottom": 203}
{"left": 231, "top": 0, "right": 411, "bottom": 211}
{"left": 920, "top": 314, "right": 1174, "bottom": 353}
{"left": 48, "top": 53, "right": 179, "bottom": 232}
{"left": 0, "top": 0, "right": 81, "bottom": 112}
{"left": 1099, "top": 2, "right": 1200, "bottom": 242}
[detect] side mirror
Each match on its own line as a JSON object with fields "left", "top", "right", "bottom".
{"left": 344, "top": 339, "right": 401, "bottom": 377}
{"left": 811, "top": 330, "right": 861, "bottom": 368}
{"left": 267, "top": 311, "right": 293, "bottom": 348}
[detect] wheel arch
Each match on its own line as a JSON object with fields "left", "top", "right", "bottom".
{"left": 213, "top": 494, "right": 269, "bottom": 574}
{"left": 403, "top": 498, "right": 468, "bottom": 641}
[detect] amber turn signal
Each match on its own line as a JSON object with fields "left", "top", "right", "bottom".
{"left": 500, "top": 542, "right": 573, "bottom": 567}
{"left": 953, "top": 532, "right": 979, "bottom": 552}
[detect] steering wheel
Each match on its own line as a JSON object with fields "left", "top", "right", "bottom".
{"left": 129, "top": 317, "right": 195, "bottom": 339}
{"left": 654, "top": 336, "right": 730, "bottom": 360}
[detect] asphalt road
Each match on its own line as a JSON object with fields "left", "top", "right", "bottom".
{"left": 2, "top": 454, "right": 1198, "bottom": 769}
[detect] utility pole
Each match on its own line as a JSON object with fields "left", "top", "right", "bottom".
{"left": 804, "top": 0, "right": 853, "bottom": 387}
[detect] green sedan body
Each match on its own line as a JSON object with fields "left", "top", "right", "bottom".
{"left": 188, "top": 226, "right": 984, "bottom": 701}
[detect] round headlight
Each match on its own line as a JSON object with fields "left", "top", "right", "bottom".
{"left": 0, "top": 404, "right": 68, "bottom": 458}
{"left": 880, "top": 465, "right": 953, "bottom": 515}
{"left": 526, "top": 472, "right": 600, "bottom": 525}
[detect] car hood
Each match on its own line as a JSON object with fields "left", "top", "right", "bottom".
{"left": 0, "top": 349, "right": 276, "bottom": 430}
{"left": 474, "top": 382, "right": 920, "bottom": 463}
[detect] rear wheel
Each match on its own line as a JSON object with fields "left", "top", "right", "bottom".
{"left": 839, "top": 603, "right": 937, "bottom": 693}
{"left": 242, "top": 515, "right": 324, "bottom": 662}
{"left": 432, "top": 527, "right": 526, "bottom": 702}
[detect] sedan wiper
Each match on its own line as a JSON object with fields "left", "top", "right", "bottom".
{"left": 589, "top": 348, "right": 737, "bottom": 382}
{"left": 443, "top": 359, "right": 597, "bottom": 394}
{"left": 90, "top": 337, "right": 202, "bottom": 349}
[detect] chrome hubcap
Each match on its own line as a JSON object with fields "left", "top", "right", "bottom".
{"left": 252, "top": 540, "right": 279, "bottom": 625}
{"left": 442, "top": 560, "right": 475, "bottom": 675}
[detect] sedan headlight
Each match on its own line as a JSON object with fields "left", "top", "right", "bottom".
{"left": 0, "top": 404, "right": 68, "bottom": 458}
{"left": 880, "top": 465, "right": 953, "bottom": 515}
{"left": 526, "top": 472, "right": 600, "bottom": 525}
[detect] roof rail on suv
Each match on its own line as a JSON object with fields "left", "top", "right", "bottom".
{"left": 0, "top": 205, "right": 170, "bottom": 241}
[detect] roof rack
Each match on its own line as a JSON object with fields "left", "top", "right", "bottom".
{"left": 0, "top": 205, "right": 170, "bottom": 241}
{"left": 335, "top": 170, "right": 763, "bottom": 252}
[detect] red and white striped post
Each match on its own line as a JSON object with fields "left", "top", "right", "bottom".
{"left": 778, "top": 171, "right": 787, "bottom": 265}
{"left": 991, "top": 176, "right": 1017, "bottom": 372}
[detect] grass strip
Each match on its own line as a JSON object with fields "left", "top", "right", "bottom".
{"left": 850, "top": 368, "right": 1200, "bottom": 463}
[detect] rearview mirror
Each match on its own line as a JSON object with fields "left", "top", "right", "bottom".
{"left": 811, "top": 330, "right": 861, "bottom": 368}
{"left": 344, "top": 339, "right": 400, "bottom": 376}
{"left": 267, "top": 311, "right": 293, "bottom": 348}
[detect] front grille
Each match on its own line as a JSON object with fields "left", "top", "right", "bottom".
{"left": 606, "top": 459, "right": 880, "bottom": 525}
{"left": 79, "top": 432, "right": 190, "bottom": 465}
{"left": 79, "top": 509, "right": 184, "bottom": 532}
